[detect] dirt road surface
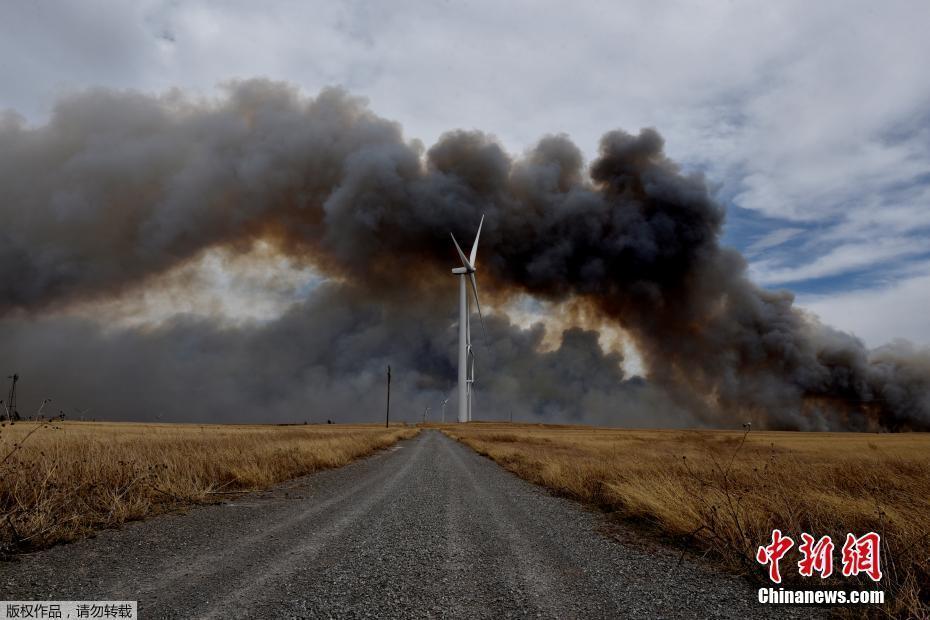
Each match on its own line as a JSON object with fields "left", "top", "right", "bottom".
{"left": 0, "top": 430, "right": 809, "bottom": 618}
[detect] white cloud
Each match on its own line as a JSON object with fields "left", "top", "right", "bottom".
{"left": 746, "top": 227, "right": 806, "bottom": 255}
{"left": 798, "top": 269, "right": 930, "bottom": 347}
{"left": 5, "top": 2, "right": 929, "bottom": 164}
{"left": 749, "top": 237, "right": 928, "bottom": 286}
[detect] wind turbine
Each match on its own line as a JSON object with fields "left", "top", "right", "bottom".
{"left": 451, "top": 215, "right": 486, "bottom": 423}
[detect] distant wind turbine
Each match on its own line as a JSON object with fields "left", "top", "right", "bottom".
{"left": 450, "top": 215, "right": 487, "bottom": 423}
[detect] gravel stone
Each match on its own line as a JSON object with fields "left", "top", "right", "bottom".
{"left": 0, "top": 431, "right": 818, "bottom": 618}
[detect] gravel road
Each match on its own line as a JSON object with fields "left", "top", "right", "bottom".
{"left": 0, "top": 430, "right": 812, "bottom": 618}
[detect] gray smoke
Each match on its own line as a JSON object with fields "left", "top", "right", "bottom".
{"left": 0, "top": 283, "right": 689, "bottom": 426}
{"left": 1, "top": 80, "right": 927, "bottom": 429}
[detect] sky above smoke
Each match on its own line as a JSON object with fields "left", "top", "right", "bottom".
{"left": 1, "top": 1, "right": 928, "bottom": 428}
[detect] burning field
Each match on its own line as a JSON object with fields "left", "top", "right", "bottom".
{"left": 443, "top": 423, "right": 930, "bottom": 617}
{"left": 1, "top": 81, "right": 928, "bottom": 431}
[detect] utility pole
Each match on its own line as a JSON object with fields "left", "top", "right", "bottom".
{"left": 5, "top": 374, "right": 18, "bottom": 422}
{"left": 385, "top": 365, "right": 391, "bottom": 428}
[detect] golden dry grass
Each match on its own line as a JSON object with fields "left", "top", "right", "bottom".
{"left": 443, "top": 423, "right": 930, "bottom": 618}
{"left": 0, "top": 420, "right": 417, "bottom": 553}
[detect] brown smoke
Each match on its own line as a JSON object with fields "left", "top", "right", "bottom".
{"left": 1, "top": 80, "right": 927, "bottom": 429}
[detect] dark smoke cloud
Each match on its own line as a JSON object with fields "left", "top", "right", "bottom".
{"left": 0, "top": 283, "right": 689, "bottom": 427}
{"left": 1, "top": 80, "right": 927, "bottom": 430}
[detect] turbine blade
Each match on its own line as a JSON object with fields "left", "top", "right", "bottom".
{"left": 469, "top": 272, "right": 490, "bottom": 351}
{"left": 469, "top": 214, "right": 484, "bottom": 267}
{"left": 450, "top": 233, "right": 473, "bottom": 270}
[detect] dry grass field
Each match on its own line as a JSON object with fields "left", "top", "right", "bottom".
{"left": 444, "top": 423, "right": 930, "bottom": 617}
{"left": 0, "top": 420, "right": 417, "bottom": 553}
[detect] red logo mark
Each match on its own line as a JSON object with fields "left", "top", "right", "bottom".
{"left": 756, "top": 529, "right": 795, "bottom": 583}
{"left": 798, "top": 533, "right": 834, "bottom": 578}
{"left": 841, "top": 532, "right": 882, "bottom": 582}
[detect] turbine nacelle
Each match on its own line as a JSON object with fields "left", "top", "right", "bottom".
{"left": 450, "top": 241, "right": 476, "bottom": 274}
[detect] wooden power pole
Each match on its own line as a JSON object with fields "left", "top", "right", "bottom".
{"left": 385, "top": 365, "right": 391, "bottom": 428}
{"left": 5, "top": 374, "right": 18, "bottom": 422}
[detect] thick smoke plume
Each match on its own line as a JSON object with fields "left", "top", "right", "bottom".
{"left": 1, "top": 81, "right": 927, "bottom": 429}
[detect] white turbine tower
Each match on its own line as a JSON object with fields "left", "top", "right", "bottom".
{"left": 451, "top": 215, "right": 486, "bottom": 423}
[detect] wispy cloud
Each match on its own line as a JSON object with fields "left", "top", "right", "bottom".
{"left": 749, "top": 237, "right": 929, "bottom": 286}
{"left": 745, "top": 227, "right": 806, "bottom": 255}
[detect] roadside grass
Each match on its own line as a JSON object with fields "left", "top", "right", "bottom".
{"left": 0, "top": 420, "right": 417, "bottom": 553}
{"left": 443, "top": 423, "right": 930, "bottom": 618}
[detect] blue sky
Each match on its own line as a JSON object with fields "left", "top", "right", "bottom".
{"left": 2, "top": 0, "right": 929, "bottom": 348}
